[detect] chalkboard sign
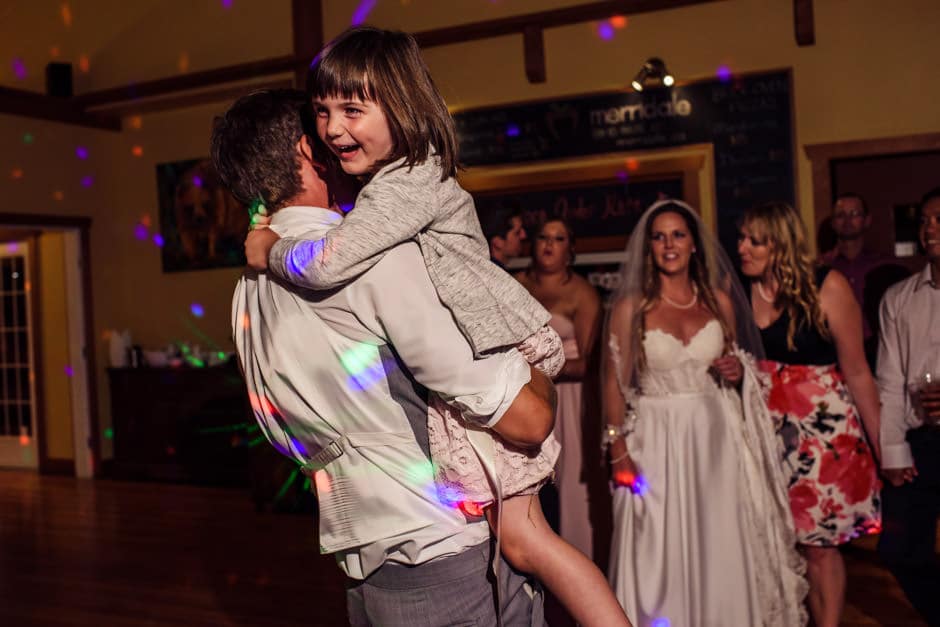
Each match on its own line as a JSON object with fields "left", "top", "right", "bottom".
{"left": 475, "top": 177, "right": 682, "bottom": 241}
{"left": 456, "top": 70, "right": 793, "bottom": 250}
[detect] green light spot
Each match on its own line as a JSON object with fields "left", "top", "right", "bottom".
{"left": 23, "top": 133, "right": 33, "bottom": 144}
{"left": 104, "top": 427, "right": 114, "bottom": 439}
{"left": 274, "top": 468, "right": 299, "bottom": 502}
{"left": 302, "top": 476, "right": 311, "bottom": 492}
{"left": 217, "top": 351, "right": 225, "bottom": 359}
{"left": 247, "top": 435, "right": 266, "bottom": 447}
{"left": 340, "top": 344, "right": 378, "bottom": 376}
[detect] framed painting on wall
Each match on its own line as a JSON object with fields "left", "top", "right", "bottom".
{"left": 156, "top": 158, "right": 249, "bottom": 272}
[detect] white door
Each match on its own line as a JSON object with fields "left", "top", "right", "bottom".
{"left": 0, "top": 241, "right": 38, "bottom": 468}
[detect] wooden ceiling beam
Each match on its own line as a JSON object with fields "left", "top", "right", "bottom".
{"left": 794, "top": 0, "right": 815, "bottom": 46}
{"left": 0, "top": 86, "right": 121, "bottom": 131}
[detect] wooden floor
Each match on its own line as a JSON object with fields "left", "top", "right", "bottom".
{"left": 0, "top": 470, "right": 927, "bottom": 626}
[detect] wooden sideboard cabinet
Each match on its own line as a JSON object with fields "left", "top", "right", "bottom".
{"left": 107, "top": 363, "right": 254, "bottom": 486}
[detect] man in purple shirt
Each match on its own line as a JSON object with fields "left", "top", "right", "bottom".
{"left": 821, "top": 193, "right": 890, "bottom": 363}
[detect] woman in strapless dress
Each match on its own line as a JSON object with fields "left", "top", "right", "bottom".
{"left": 603, "top": 200, "right": 807, "bottom": 627}
{"left": 516, "top": 217, "right": 601, "bottom": 560}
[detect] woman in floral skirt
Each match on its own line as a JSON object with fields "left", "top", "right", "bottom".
{"left": 738, "top": 201, "right": 881, "bottom": 627}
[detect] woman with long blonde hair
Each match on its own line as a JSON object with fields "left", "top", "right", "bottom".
{"left": 604, "top": 200, "right": 806, "bottom": 626}
{"left": 739, "top": 201, "right": 881, "bottom": 627}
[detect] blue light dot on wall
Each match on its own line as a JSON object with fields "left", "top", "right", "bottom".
{"left": 597, "top": 22, "right": 615, "bottom": 40}
{"left": 80, "top": 175, "right": 94, "bottom": 188}
{"left": 192, "top": 175, "right": 203, "bottom": 188}
{"left": 191, "top": 303, "right": 205, "bottom": 318}
{"left": 75, "top": 146, "right": 89, "bottom": 159}
{"left": 221, "top": 0, "right": 232, "bottom": 7}
{"left": 351, "top": 0, "right": 377, "bottom": 25}
{"left": 152, "top": 233, "right": 165, "bottom": 247}
{"left": 133, "top": 224, "right": 148, "bottom": 240}
{"left": 651, "top": 619, "right": 671, "bottom": 627}
{"left": 64, "top": 365, "right": 74, "bottom": 377}
{"left": 506, "top": 124, "right": 520, "bottom": 137}
{"left": 716, "top": 65, "right": 732, "bottom": 83}
{"left": 12, "top": 58, "right": 27, "bottom": 80}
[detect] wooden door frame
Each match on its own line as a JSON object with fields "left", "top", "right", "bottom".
{"left": 0, "top": 214, "right": 98, "bottom": 476}
{"left": 804, "top": 132, "right": 940, "bottom": 230}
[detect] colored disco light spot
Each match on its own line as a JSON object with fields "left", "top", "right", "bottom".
{"left": 459, "top": 500, "right": 485, "bottom": 517}
{"left": 190, "top": 303, "right": 205, "bottom": 318}
{"left": 241, "top": 313, "right": 250, "bottom": 329}
{"left": 616, "top": 171, "right": 628, "bottom": 182}
{"left": 19, "top": 434, "right": 30, "bottom": 446}
{"left": 286, "top": 238, "right": 325, "bottom": 277}
{"left": 53, "top": 191, "right": 64, "bottom": 201}
{"left": 651, "top": 618, "right": 671, "bottom": 627}
{"left": 61, "top": 3, "right": 73, "bottom": 27}
{"left": 133, "top": 223, "right": 148, "bottom": 240}
{"left": 626, "top": 158, "right": 640, "bottom": 172}
{"left": 192, "top": 175, "right": 203, "bottom": 188}
{"left": 104, "top": 427, "right": 114, "bottom": 439}
{"left": 140, "top": 214, "right": 152, "bottom": 228}
{"left": 596, "top": 21, "right": 615, "bottom": 40}
{"left": 506, "top": 124, "right": 520, "bottom": 137}
{"left": 274, "top": 468, "right": 299, "bottom": 503}
{"left": 12, "top": 57, "right": 27, "bottom": 80}
{"left": 339, "top": 202, "right": 353, "bottom": 213}
{"left": 64, "top": 365, "right": 74, "bottom": 377}
{"left": 610, "top": 15, "right": 628, "bottom": 29}
{"left": 78, "top": 54, "right": 89, "bottom": 73}
{"left": 80, "top": 175, "right": 93, "bottom": 188}
{"left": 11, "top": 168, "right": 23, "bottom": 179}
{"left": 129, "top": 115, "right": 143, "bottom": 129}
{"left": 178, "top": 52, "right": 190, "bottom": 73}
{"left": 131, "top": 145, "right": 143, "bottom": 157}
{"left": 75, "top": 146, "right": 89, "bottom": 159}
{"left": 221, "top": 0, "right": 233, "bottom": 7}
{"left": 50, "top": 46, "right": 60, "bottom": 58}
{"left": 6, "top": 242, "right": 18, "bottom": 253}
{"left": 314, "top": 471, "right": 331, "bottom": 494}
{"left": 716, "top": 65, "right": 732, "bottom": 83}
{"left": 23, "top": 132, "right": 34, "bottom": 144}
{"left": 340, "top": 343, "right": 378, "bottom": 375}
{"left": 351, "top": 0, "right": 377, "bottom": 25}
{"left": 152, "top": 233, "right": 165, "bottom": 247}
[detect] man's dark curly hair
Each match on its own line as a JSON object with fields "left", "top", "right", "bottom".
{"left": 210, "top": 89, "right": 316, "bottom": 212}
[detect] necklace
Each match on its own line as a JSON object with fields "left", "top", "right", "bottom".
{"left": 756, "top": 281, "right": 776, "bottom": 304}
{"left": 661, "top": 285, "right": 698, "bottom": 309}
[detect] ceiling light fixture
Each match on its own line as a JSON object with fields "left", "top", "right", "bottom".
{"left": 631, "top": 57, "right": 675, "bottom": 92}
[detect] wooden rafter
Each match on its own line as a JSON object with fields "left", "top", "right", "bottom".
{"left": 0, "top": 86, "right": 120, "bottom": 131}
{"left": 793, "top": 0, "right": 815, "bottom": 46}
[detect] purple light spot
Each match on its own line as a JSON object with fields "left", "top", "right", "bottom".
{"left": 221, "top": 0, "right": 232, "bottom": 7}
{"left": 716, "top": 65, "right": 732, "bottom": 83}
{"left": 7, "top": 242, "right": 19, "bottom": 253}
{"left": 632, "top": 474, "right": 650, "bottom": 496}
{"left": 351, "top": 0, "right": 377, "bottom": 25}
{"left": 506, "top": 124, "right": 520, "bottom": 137}
{"left": 80, "top": 175, "right": 94, "bottom": 188}
{"left": 651, "top": 619, "right": 671, "bottom": 627}
{"left": 597, "top": 22, "right": 615, "bottom": 40}
{"left": 75, "top": 146, "right": 89, "bottom": 160}
{"left": 616, "top": 171, "right": 629, "bottom": 182}
{"left": 64, "top": 365, "right": 74, "bottom": 377}
{"left": 152, "top": 233, "right": 165, "bottom": 247}
{"left": 12, "top": 58, "right": 27, "bottom": 80}
{"left": 192, "top": 175, "right": 203, "bottom": 188}
{"left": 339, "top": 203, "right": 353, "bottom": 213}
{"left": 190, "top": 303, "right": 205, "bottom": 318}
{"left": 133, "top": 223, "right": 148, "bottom": 240}
{"left": 286, "top": 239, "right": 325, "bottom": 277}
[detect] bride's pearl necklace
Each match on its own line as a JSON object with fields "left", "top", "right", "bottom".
{"left": 756, "top": 281, "right": 776, "bottom": 304}
{"left": 661, "top": 285, "right": 698, "bottom": 309}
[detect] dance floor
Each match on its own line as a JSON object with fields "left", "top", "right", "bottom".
{"left": 0, "top": 470, "right": 926, "bottom": 626}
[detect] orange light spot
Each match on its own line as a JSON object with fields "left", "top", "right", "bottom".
{"left": 19, "top": 434, "right": 30, "bottom": 446}
{"left": 140, "top": 214, "right": 152, "bottom": 228}
{"left": 50, "top": 46, "right": 61, "bottom": 58}
{"left": 241, "top": 313, "right": 250, "bottom": 329}
{"left": 626, "top": 158, "right": 640, "bottom": 172}
{"left": 11, "top": 168, "right": 23, "bottom": 179}
{"left": 24, "top": 281, "right": 31, "bottom": 293}
{"left": 78, "top": 54, "right": 90, "bottom": 73}
{"left": 53, "top": 190, "right": 64, "bottom": 201}
{"left": 61, "top": 3, "right": 72, "bottom": 27}
{"left": 101, "top": 329, "right": 112, "bottom": 341}
{"left": 459, "top": 500, "right": 485, "bottom": 517}
{"left": 129, "top": 115, "right": 142, "bottom": 129}
{"left": 610, "top": 15, "right": 628, "bottom": 29}
{"left": 314, "top": 471, "right": 332, "bottom": 494}
{"left": 178, "top": 52, "right": 190, "bottom": 73}
{"left": 131, "top": 145, "right": 143, "bottom": 157}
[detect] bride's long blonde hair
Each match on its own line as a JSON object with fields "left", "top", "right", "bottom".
{"left": 741, "top": 201, "right": 829, "bottom": 350}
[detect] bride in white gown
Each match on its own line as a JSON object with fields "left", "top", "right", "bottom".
{"left": 602, "top": 200, "right": 807, "bottom": 627}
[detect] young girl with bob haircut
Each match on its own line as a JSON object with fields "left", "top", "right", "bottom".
{"left": 247, "top": 25, "right": 631, "bottom": 627}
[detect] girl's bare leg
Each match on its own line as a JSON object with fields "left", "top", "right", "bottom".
{"left": 487, "top": 493, "right": 633, "bottom": 627}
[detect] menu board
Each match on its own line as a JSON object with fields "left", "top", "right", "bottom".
{"left": 456, "top": 70, "right": 794, "bottom": 248}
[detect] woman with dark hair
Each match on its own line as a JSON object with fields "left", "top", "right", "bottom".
{"left": 517, "top": 218, "right": 602, "bottom": 559}
{"left": 604, "top": 200, "right": 806, "bottom": 626}
{"left": 738, "top": 201, "right": 880, "bottom": 627}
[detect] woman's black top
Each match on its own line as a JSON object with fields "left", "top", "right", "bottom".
{"left": 758, "top": 267, "right": 838, "bottom": 366}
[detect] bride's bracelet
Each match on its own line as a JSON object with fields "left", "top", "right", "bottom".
{"left": 601, "top": 407, "right": 638, "bottom": 451}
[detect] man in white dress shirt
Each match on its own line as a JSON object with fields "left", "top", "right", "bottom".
{"left": 876, "top": 186, "right": 940, "bottom": 625}
{"left": 211, "top": 89, "right": 555, "bottom": 626}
